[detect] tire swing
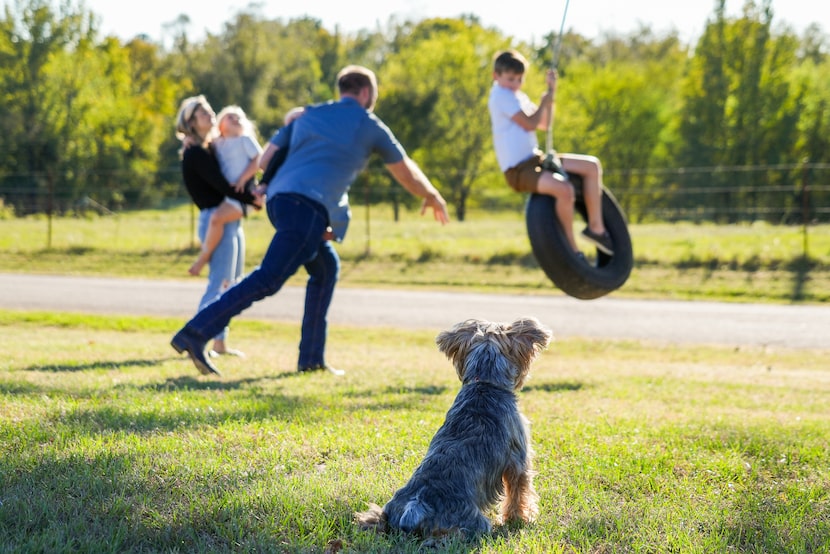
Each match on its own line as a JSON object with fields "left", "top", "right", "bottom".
{"left": 525, "top": 170, "right": 633, "bottom": 300}
{"left": 525, "top": 0, "right": 633, "bottom": 300}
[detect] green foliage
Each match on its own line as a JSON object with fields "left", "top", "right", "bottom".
{"left": 379, "top": 18, "right": 506, "bottom": 220}
{"left": 674, "top": 0, "right": 823, "bottom": 223}
{"left": 554, "top": 56, "right": 685, "bottom": 222}
{"left": 186, "top": 11, "right": 337, "bottom": 138}
{"left": 0, "top": 0, "right": 190, "bottom": 214}
{"left": 0, "top": 0, "right": 828, "bottom": 223}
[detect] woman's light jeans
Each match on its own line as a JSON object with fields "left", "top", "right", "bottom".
{"left": 197, "top": 206, "right": 244, "bottom": 341}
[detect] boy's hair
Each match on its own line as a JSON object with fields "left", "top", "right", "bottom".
{"left": 493, "top": 50, "right": 528, "bottom": 75}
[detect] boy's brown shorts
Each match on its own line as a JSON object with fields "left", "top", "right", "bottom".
{"left": 503, "top": 152, "right": 545, "bottom": 193}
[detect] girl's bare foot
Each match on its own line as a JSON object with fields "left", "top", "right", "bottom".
{"left": 210, "top": 339, "right": 244, "bottom": 357}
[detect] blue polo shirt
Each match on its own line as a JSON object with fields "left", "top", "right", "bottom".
{"left": 266, "top": 97, "right": 406, "bottom": 241}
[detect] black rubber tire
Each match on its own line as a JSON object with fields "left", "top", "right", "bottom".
{"left": 525, "top": 175, "right": 634, "bottom": 300}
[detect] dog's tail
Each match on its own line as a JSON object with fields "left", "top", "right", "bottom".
{"left": 354, "top": 503, "right": 387, "bottom": 533}
{"left": 399, "top": 497, "right": 431, "bottom": 533}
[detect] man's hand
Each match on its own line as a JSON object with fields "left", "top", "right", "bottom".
{"left": 420, "top": 191, "right": 450, "bottom": 225}
{"left": 386, "top": 158, "right": 450, "bottom": 225}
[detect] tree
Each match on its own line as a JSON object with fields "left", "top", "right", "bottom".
{"left": 676, "top": 0, "right": 804, "bottom": 222}
{"left": 183, "top": 13, "right": 342, "bottom": 139}
{"left": 788, "top": 55, "right": 830, "bottom": 220}
{"left": 379, "top": 18, "right": 505, "bottom": 221}
{"left": 0, "top": 0, "right": 102, "bottom": 221}
{"left": 547, "top": 28, "right": 688, "bottom": 222}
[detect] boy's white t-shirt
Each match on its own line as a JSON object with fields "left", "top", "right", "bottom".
{"left": 488, "top": 82, "right": 539, "bottom": 172}
{"left": 213, "top": 135, "right": 263, "bottom": 183}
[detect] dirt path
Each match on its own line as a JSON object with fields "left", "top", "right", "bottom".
{"left": 1, "top": 273, "right": 827, "bottom": 349}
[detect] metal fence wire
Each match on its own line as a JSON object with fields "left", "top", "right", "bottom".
{"left": 1, "top": 163, "right": 828, "bottom": 225}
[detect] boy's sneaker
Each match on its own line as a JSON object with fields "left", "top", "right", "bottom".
{"left": 581, "top": 228, "right": 614, "bottom": 256}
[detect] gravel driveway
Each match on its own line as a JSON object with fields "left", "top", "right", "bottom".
{"left": 1, "top": 273, "right": 827, "bottom": 350}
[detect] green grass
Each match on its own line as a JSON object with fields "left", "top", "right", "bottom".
{"left": 1, "top": 311, "right": 828, "bottom": 553}
{"left": 1, "top": 204, "right": 829, "bottom": 303}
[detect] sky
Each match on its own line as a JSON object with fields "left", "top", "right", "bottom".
{"left": 78, "top": 0, "right": 827, "bottom": 46}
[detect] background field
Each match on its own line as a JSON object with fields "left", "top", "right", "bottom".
{"left": 1, "top": 312, "right": 828, "bottom": 553}
{"left": 1, "top": 204, "right": 829, "bottom": 304}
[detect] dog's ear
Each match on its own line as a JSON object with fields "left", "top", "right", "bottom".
{"left": 436, "top": 319, "right": 482, "bottom": 369}
{"left": 507, "top": 317, "right": 553, "bottom": 365}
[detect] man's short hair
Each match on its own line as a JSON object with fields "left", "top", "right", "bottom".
{"left": 493, "top": 50, "right": 528, "bottom": 75}
{"left": 336, "top": 65, "right": 377, "bottom": 97}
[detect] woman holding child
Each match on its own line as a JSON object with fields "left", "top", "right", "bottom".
{"left": 174, "top": 95, "right": 263, "bottom": 357}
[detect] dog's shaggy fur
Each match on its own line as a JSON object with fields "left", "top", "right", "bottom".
{"left": 355, "top": 317, "right": 552, "bottom": 538}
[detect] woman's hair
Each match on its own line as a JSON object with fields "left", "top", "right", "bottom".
{"left": 493, "top": 49, "right": 528, "bottom": 75}
{"left": 216, "top": 105, "right": 257, "bottom": 137}
{"left": 175, "top": 95, "right": 211, "bottom": 140}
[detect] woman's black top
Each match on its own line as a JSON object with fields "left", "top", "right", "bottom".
{"left": 181, "top": 144, "right": 257, "bottom": 210}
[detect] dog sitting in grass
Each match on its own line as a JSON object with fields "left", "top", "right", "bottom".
{"left": 355, "top": 317, "right": 552, "bottom": 538}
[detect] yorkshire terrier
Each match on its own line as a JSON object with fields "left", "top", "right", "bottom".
{"left": 355, "top": 317, "right": 553, "bottom": 538}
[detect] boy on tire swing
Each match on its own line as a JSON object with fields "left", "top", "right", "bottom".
{"left": 488, "top": 49, "right": 613, "bottom": 257}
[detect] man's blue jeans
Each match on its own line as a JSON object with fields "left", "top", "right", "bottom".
{"left": 184, "top": 194, "right": 340, "bottom": 367}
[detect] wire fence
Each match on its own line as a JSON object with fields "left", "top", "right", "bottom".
{"left": 1, "top": 163, "right": 828, "bottom": 225}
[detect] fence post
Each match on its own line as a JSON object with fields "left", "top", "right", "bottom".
{"left": 801, "top": 158, "right": 810, "bottom": 260}
{"left": 364, "top": 181, "right": 371, "bottom": 256}
{"left": 46, "top": 174, "right": 54, "bottom": 249}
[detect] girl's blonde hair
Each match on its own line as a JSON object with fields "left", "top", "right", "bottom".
{"left": 216, "top": 105, "right": 257, "bottom": 137}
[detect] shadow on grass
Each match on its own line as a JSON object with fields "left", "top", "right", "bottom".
{"left": 719, "top": 487, "right": 830, "bottom": 553}
{"left": 138, "top": 374, "right": 282, "bottom": 392}
{"left": 340, "top": 381, "right": 584, "bottom": 413}
{"left": 0, "top": 450, "right": 314, "bottom": 552}
{"left": 341, "top": 385, "right": 450, "bottom": 412}
{"left": 786, "top": 255, "right": 814, "bottom": 302}
{"left": 345, "top": 385, "right": 449, "bottom": 398}
{"left": 523, "top": 381, "right": 585, "bottom": 393}
{"left": 484, "top": 251, "right": 539, "bottom": 268}
{"left": 0, "top": 452, "right": 144, "bottom": 551}
{"left": 672, "top": 253, "right": 823, "bottom": 303}
{"left": 350, "top": 518, "right": 517, "bottom": 553}
{"left": 23, "top": 357, "right": 302, "bottom": 379}
{"left": 140, "top": 366, "right": 309, "bottom": 392}
{"left": 23, "top": 357, "right": 169, "bottom": 373}
{"left": 0, "top": 381, "right": 41, "bottom": 394}
{"left": 56, "top": 391, "right": 307, "bottom": 434}
{"left": 0, "top": 448, "right": 492, "bottom": 552}
{"left": 10, "top": 362, "right": 317, "bottom": 433}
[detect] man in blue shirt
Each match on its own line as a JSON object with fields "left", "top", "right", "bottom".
{"left": 171, "top": 65, "right": 450, "bottom": 377}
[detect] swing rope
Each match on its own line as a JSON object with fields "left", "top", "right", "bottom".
{"left": 546, "top": 0, "right": 571, "bottom": 154}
